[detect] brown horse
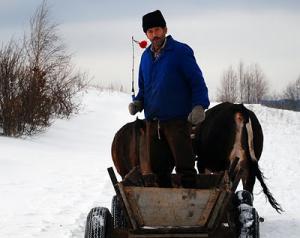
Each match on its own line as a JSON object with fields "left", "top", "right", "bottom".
{"left": 111, "top": 118, "right": 146, "bottom": 178}
{"left": 111, "top": 102, "right": 282, "bottom": 212}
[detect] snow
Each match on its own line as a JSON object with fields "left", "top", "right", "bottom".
{"left": 0, "top": 89, "right": 300, "bottom": 237}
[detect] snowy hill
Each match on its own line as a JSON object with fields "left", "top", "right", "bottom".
{"left": 0, "top": 89, "right": 299, "bottom": 238}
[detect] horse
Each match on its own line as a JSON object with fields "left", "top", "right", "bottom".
{"left": 111, "top": 102, "right": 283, "bottom": 212}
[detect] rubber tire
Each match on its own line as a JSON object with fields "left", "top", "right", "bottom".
{"left": 234, "top": 190, "right": 254, "bottom": 206}
{"left": 111, "top": 195, "right": 127, "bottom": 229}
{"left": 236, "top": 205, "right": 260, "bottom": 238}
{"left": 84, "top": 207, "right": 112, "bottom": 238}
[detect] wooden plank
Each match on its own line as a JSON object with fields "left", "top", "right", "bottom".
{"left": 108, "top": 167, "right": 119, "bottom": 186}
{"left": 196, "top": 173, "right": 223, "bottom": 189}
{"left": 118, "top": 183, "right": 139, "bottom": 230}
{"left": 124, "top": 187, "right": 213, "bottom": 227}
{"left": 112, "top": 229, "right": 129, "bottom": 238}
{"left": 206, "top": 191, "right": 227, "bottom": 230}
{"left": 218, "top": 172, "right": 230, "bottom": 190}
{"left": 128, "top": 233, "right": 209, "bottom": 238}
{"left": 209, "top": 224, "right": 234, "bottom": 238}
{"left": 231, "top": 168, "right": 244, "bottom": 192}
{"left": 130, "top": 226, "right": 210, "bottom": 237}
{"left": 124, "top": 187, "right": 145, "bottom": 227}
{"left": 107, "top": 167, "right": 135, "bottom": 229}
{"left": 211, "top": 191, "right": 232, "bottom": 231}
{"left": 132, "top": 226, "right": 208, "bottom": 234}
{"left": 197, "top": 190, "right": 220, "bottom": 226}
{"left": 171, "top": 173, "right": 224, "bottom": 189}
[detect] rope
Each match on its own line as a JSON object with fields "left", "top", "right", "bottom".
{"left": 157, "top": 120, "right": 161, "bottom": 140}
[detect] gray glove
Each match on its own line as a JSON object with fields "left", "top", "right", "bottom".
{"left": 128, "top": 100, "right": 143, "bottom": 115}
{"left": 188, "top": 105, "right": 205, "bottom": 125}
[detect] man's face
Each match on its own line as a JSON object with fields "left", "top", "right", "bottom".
{"left": 145, "top": 27, "right": 167, "bottom": 48}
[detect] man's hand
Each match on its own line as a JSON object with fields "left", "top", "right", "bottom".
{"left": 188, "top": 105, "right": 205, "bottom": 125}
{"left": 128, "top": 100, "right": 143, "bottom": 115}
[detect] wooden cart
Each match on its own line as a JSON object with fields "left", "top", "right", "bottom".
{"left": 84, "top": 167, "right": 260, "bottom": 238}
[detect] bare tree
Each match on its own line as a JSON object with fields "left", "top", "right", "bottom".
{"left": 238, "top": 61, "right": 247, "bottom": 103}
{"left": 218, "top": 61, "right": 269, "bottom": 104}
{"left": 284, "top": 76, "right": 300, "bottom": 100}
{"left": 217, "top": 66, "right": 238, "bottom": 102}
{"left": 25, "top": 0, "right": 85, "bottom": 117}
{"left": 223, "top": 61, "right": 269, "bottom": 104}
{"left": 0, "top": 0, "right": 86, "bottom": 136}
{"left": 252, "top": 64, "right": 268, "bottom": 103}
{"left": 0, "top": 41, "right": 26, "bottom": 136}
{"left": 237, "top": 64, "right": 268, "bottom": 104}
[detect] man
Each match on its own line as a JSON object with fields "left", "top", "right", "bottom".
{"left": 129, "top": 10, "right": 210, "bottom": 188}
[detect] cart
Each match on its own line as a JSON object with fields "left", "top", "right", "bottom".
{"left": 84, "top": 165, "right": 260, "bottom": 238}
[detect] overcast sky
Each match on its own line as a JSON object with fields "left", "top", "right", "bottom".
{"left": 1, "top": 0, "right": 299, "bottom": 98}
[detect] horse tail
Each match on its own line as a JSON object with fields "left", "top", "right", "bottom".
{"left": 245, "top": 117, "right": 283, "bottom": 213}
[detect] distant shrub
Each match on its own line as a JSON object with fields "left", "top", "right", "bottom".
{"left": 261, "top": 99, "right": 300, "bottom": 112}
{"left": 262, "top": 75, "right": 300, "bottom": 111}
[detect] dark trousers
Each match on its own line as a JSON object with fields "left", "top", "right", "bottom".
{"left": 145, "top": 119, "right": 197, "bottom": 187}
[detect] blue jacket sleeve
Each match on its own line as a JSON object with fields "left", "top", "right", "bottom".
{"left": 180, "top": 46, "right": 210, "bottom": 109}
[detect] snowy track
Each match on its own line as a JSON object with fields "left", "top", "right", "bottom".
{"left": 0, "top": 89, "right": 299, "bottom": 237}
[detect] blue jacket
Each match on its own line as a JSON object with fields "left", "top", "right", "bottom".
{"left": 135, "top": 35, "right": 210, "bottom": 121}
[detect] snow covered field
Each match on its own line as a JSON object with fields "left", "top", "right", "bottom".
{"left": 0, "top": 89, "right": 299, "bottom": 237}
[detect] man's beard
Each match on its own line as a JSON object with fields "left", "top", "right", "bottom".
{"left": 151, "top": 36, "right": 165, "bottom": 49}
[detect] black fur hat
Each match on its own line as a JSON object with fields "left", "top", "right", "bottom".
{"left": 142, "top": 10, "right": 166, "bottom": 33}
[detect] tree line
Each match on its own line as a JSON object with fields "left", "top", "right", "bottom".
{"left": 217, "top": 62, "right": 268, "bottom": 103}
{"left": 217, "top": 61, "right": 300, "bottom": 109}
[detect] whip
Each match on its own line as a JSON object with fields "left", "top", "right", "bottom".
{"left": 131, "top": 36, "right": 147, "bottom": 100}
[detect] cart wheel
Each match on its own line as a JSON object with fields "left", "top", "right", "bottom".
{"left": 236, "top": 204, "right": 260, "bottom": 238}
{"left": 111, "top": 195, "right": 127, "bottom": 229}
{"left": 84, "top": 207, "right": 112, "bottom": 238}
{"left": 234, "top": 190, "right": 253, "bottom": 206}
